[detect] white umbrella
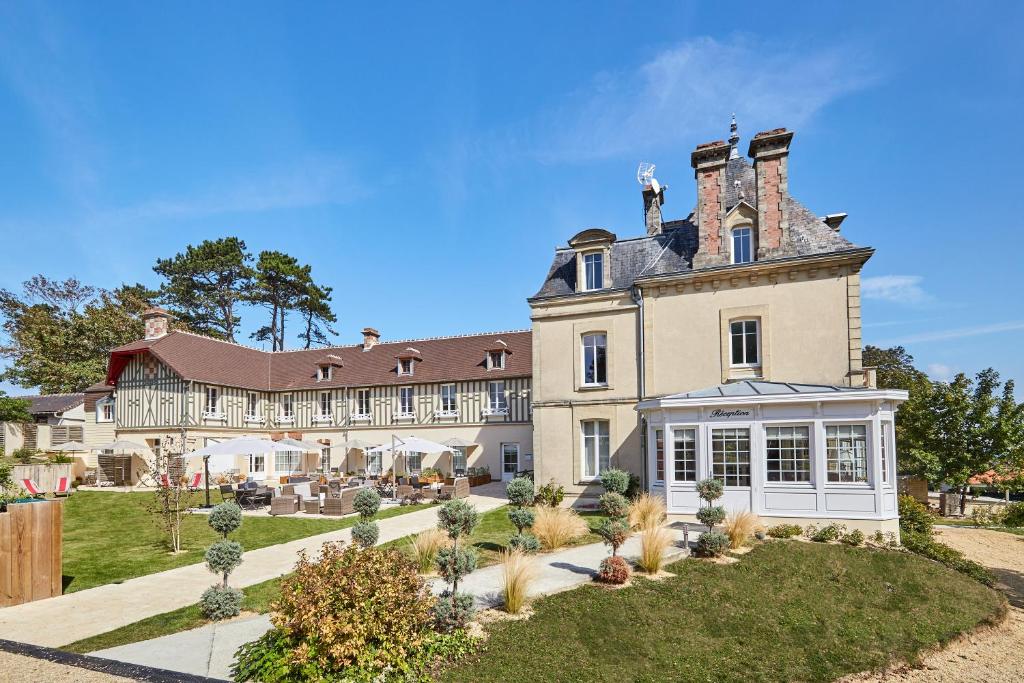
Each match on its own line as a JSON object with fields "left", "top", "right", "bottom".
{"left": 51, "top": 440, "right": 89, "bottom": 452}
{"left": 441, "top": 437, "right": 476, "bottom": 448}
{"left": 189, "top": 437, "right": 297, "bottom": 507}
{"left": 369, "top": 436, "right": 452, "bottom": 485}
{"left": 95, "top": 439, "right": 154, "bottom": 457}
{"left": 277, "top": 437, "right": 323, "bottom": 452}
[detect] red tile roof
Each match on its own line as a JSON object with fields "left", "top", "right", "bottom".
{"left": 109, "top": 329, "right": 531, "bottom": 390}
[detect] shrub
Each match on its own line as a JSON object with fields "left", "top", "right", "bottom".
{"left": 695, "top": 505, "right": 726, "bottom": 530}
{"left": 600, "top": 468, "right": 631, "bottom": 495}
{"left": 208, "top": 502, "right": 243, "bottom": 536}
{"left": 436, "top": 546, "right": 478, "bottom": 585}
{"left": 695, "top": 478, "right": 724, "bottom": 503}
{"left": 12, "top": 447, "right": 36, "bottom": 464}
{"left": 433, "top": 590, "right": 475, "bottom": 633}
{"left": 1002, "top": 501, "right": 1024, "bottom": 528}
{"left": 507, "top": 506, "right": 536, "bottom": 534}
{"left": 599, "top": 492, "right": 630, "bottom": 520}
{"left": 841, "top": 529, "right": 865, "bottom": 546}
{"left": 625, "top": 472, "right": 643, "bottom": 501}
{"left": 596, "top": 555, "right": 631, "bottom": 584}
{"left": 506, "top": 476, "right": 535, "bottom": 507}
{"left": 436, "top": 499, "right": 480, "bottom": 613}
{"left": 811, "top": 523, "right": 845, "bottom": 543}
{"left": 200, "top": 585, "right": 242, "bottom": 620}
{"left": 409, "top": 528, "right": 450, "bottom": 573}
{"left": 501, "top": 549, "right": 537, "bottom": 614}
{"left": 628, "top": 493, "right": 667, "bottom": 530}
{"left": 507, "top": 532, "right": 541, "bottom": 554}
{"left": 596, "top": 518, "right": 631, "bottom": 556}
{"left": 767, "top": 523, "right": 803, "bottom": 539}
{"left": 353, "top": 488, "right": 381, "bottom": 520}
{"left": 695, "top": 530, "right": 730, "bottom": 558}
{"left": 534, "top": 480, "right": 565, "bottom": 507}
{"left": 638, "top": 524, "right": 673, "bottom": 574}
{"left": 902, "top": 529, "right": 994, "bottom": 586}
{"left": 205, "top": 539, "right": 243, "bottom": 578}
{"left": 898, "top": 494, "right": 934, "bottom": 535}
{"left": 437, "top": 499, "right": 480, "bottom": 540}
{"left": 871, "top": 530, "right": 886, "bottom": 545}
{"left": 50, "top": 452, "right": 73, "bottom": 464}
{"left": 723, "top": 511, "right": 760, "bottom": 550}
{"left": 533, "top": 506, "right": 588, "bottom": 550}
{"left": 970, "top": 506, "right": 994, "bottom": 527}
{"left": 351, "top": 520, "right": 379, "bottom": 548}
{"left": 232, "top": 543, "right": 438, "bottom": 680}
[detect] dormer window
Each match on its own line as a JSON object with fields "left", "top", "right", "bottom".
{"left": 398, "top": 358, "right": 414, "bottom": 376}
{"left": 583, "top": 252, "right": 604, "bottom": 290}
{"left": 732, "top": 227, "right": 753, "bottom": 264}
{"left": 487, "top": 350, "right": 505, "bottom": 370}
{"left": 318, "top": 365, "right": 332, "bottom": 381}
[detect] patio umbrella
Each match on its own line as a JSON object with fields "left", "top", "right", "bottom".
{"left": 51, "top": 440, "right": 89, "bottom": 452}
{"left": 276, "top": 438, "right": 325, "bottom": 473}
{"left": 95, "top": 439, "right": 154, "bottom": 456}
{"left": 440, "top": 437, "right": 476, "bottom": 474}
{"left": 370, "top": 436, "right": 452, "bottom": 487}
{"left": 340, "top": 438, "right": 379, "bottom": 474}
{"left": 190, "top": 437, "right": 297, "bottom": 507}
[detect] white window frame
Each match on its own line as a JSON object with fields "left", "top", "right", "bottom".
{"left": 581, "top": 419, "right": 610, "bottom": 480}
{"left": 397, "top": 386, "right": 415, "bottom": 418}
{"left": 320, "top": 445, "right": 332, "bottom": 473}
{"left": 318, "top": 365, "right": 332, "bottom": 381}
{"left": 314, "top": 391, "right": 333, "bottom": 424}
{"left": 824, "top": 422, "right": 870, "bottom": 486}
{"left": 581, "top": 333, "right": 608, "bottom": 386}
{"left": 367, "top": 451, "right": 383, "bottom": 476}
{"left": 437, "top": 384, "right": 459, "bottom": 417}
{"left": 451, "top": 446, "right": 468, "bottom": 474}
{"left": 487, "top": 351, "right": 505, "bottom": 370}
{"left": 248, "top": 453, "right": 266, "bottom": 477}
{"left": 352, "top": 388, "right": 372, "bottom": 420}
{"left": 203, "top": 387, "right": 224, "bottom": 419}
{"left": 671, "top": 426, "right": 699, "bottom": 483}
{"left": 731, "top": 226, "right": 753, "bottom": 264}
{"left": 763, "top": 423, "right": 814, "bottom": 486}
{"left": 654, "top": 428, "right": 665, "bottom": 483}
{"left": 97, "top": 398, "right": 115, "bottom": 423}
{"left": 484, "top": 381, "right": 508, "bottom": 415}
{"left": 245, "top": 392, "right": 262, "bottom": 423}
{"left": 880, "top": 421, "right": 893, "bottom": 486}
{"left": 279, "top": 394, "right": 295, "bottom": 423}
{"left": 710, "top": 426, "right": 752, "bottom": 488}
{"left": 729, "top": 319, "right": 761, "bottom": 368}
{"left": 501, "top": 442, "right": 520, "bottom": 477}
{"left": 274, "top": 450, "right": 301, "bottom": 474}
{"left": 582, "top": 251, "right": 604, "bottom": 291}
{"left": 398, "top": 358, "right": 414, "bottom": 376}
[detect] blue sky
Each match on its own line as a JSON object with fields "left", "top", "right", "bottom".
{"left": 1, "top": 1, "right": 1022, "bottom": 395}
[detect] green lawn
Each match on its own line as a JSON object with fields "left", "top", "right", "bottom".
{"left": 62, "top": 491, "right": 424, "bottom": 592}
{"left": 934, "top": 519, "right": 1024, "bottom": 536}
{"left": 387, "top": 505, "right": 608, "bottom": 567}
{"left": 442, "top": 541, "right": 1005, "bottom": 682}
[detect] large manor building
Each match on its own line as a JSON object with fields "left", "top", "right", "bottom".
{"left": 78, "top": 120, "right": 906, "bottom": 532}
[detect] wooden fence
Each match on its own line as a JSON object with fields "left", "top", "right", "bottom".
{"left": 0, "top": 499, "right": 63, "bottom": 607}
{"left": 11, "top": 464, "right": 73, "bottom": 494}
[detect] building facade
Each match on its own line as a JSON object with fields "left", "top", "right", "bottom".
{"left": 529, "top": 122, "right": 905, "bottom": 531}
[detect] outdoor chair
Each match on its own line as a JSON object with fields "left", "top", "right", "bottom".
{"left": 420, "top": 487, "right": 438, "bottom": 502}
{"left": 323, "top": 487, "right": 357, "bottom": 516}
{"left": 159, "top": 473, "right": 171, "bottom": 488}
{"left": 20, "top": 479, "right": 44, "bottom": 497}
{"left": 219, "top": 484, "right": 236, "bottom": 503}
{"left": 396, "top": 484, "right": 414, "bottom": 501}
{"left": 303, "top": 496, "right": 322, "bottom": 514}
{"left": 270, "top": 493, "right": 300, "bottom": 515}
{"left": 54, "top": 477, "right": 73, "bottom": 497}
{"left": 186, "top": 472, "right": 203, "bottom": 491}
{"left": 440, "top": 477, "right": 469, "bottom": 500}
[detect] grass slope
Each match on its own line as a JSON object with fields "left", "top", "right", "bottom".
{"left": 62, "top": 491, "right": 422, "bottom": 592}
{"left": 443, "top": 542, "right": 1005, "bottom": 682}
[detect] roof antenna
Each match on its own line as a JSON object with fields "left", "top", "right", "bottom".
{"left": 728, "top": 113, "right": 740, "bottom": 160}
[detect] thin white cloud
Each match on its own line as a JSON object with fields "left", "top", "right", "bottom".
{"left": 879, "top": 321, "right": 1024, "bottom": 346}
{"left": 861, "top": 275, "right": 933, "bottom": 306}
{"left": 926, "top": 363, "right": 956, "bottom": 381}
{"left": 527, "top": 35, "right": 877, "bottom": 163}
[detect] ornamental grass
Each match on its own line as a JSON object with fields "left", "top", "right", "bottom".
{"left": 723, "top": 511, "right": 762, "bottom": 550}
{"left": 501, "top": 549, "right": 538, "bottom": 614}
{"left": 638, "top": 524, "right": 673, "bottom": 574}
{"left": 409, "top": 527, "right": 451, "bottom": 574}
{"left": 532, "top": 506, "right": 588, "bottom": 550}
{"left": 628, "top": 493, "right": 667, "bottom": 530}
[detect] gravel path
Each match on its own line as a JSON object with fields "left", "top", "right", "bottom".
{"left": 0, "top": 650, "right": 134, "bottom": 682}
{"left": 845, "top": 527, "right": 1024, "bottom": 682}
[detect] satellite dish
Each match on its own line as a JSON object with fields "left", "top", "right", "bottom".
{"left": 636, "top": 162, "right": 656, "bottom": 186}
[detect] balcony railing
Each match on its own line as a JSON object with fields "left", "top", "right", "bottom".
{"left": 394, "top": 411, "right": 416, "bottom": 420}
{"left": 312, "top": 414, "right": 334, "bottom": 424}
{"left": 244, "top": 414, "right": 264, "bottom": 424}
{"left": 277, "top": 414, "right": 295, "bottom": 424}
{"left": 350, "top": 412, "right": 372, "bottom": 421}
{"left": 202, "top": 410, "right": 226, "bottom": 420}
{"left": 434, "top": 408, "right": 460, "bottom": 418}
{"left": 482, "top": 406, "right": 509, "bottom": 417}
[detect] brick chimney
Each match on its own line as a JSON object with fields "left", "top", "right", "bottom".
{"left": 362, "top": 327, "right": 380, "bottom": 351}
{"left": 143, "top": 307, "right": 171, "bottom": 340}
{"left": 748, "top": 128, "right": 794, "bottom": 259}
{"left": 643, "top": 184, "right": 665, "bottom": 236}
{"left": 690, "top": 140, "right": 731, "bottom": 268}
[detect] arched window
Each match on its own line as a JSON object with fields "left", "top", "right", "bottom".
{"left": 732, "top": 227, "right": 753, "bottom": 264}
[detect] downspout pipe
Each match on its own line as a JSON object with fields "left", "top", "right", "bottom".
{"left": 631, "top": 285, "right": 648, "bottom": 491}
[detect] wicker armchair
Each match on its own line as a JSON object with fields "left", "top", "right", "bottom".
{"left": 440, "top": 477, "right": 470, "bottom": 500}
{"left": 303, "top": 496, "right": 322, "bottom": 514}
{"left": 270, "top": 494, "right": 300, "bottom": 515}
{"left": 420, "top": 487, "right": 438, "bottom": 502}
{"left": 323, "top": 487, "right": 358, "bottom": 516}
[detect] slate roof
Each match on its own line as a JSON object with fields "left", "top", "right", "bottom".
{"left": 107, "top": 329, "right": 531, "bottom": 391}
{"left": 531, "top": 139, "right": 862, "bottom": 300}
{"left": 14, "top": 393, "right": 87, "bottom": 415}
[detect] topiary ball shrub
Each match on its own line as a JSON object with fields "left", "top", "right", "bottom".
{"left": 200, "top": 585, "right": 242, "bottom": 620}
{"left": 767, "top": 523, "right": 803, "bottom": 539}
{"left": 208, "top": 502, "right": 243, "bottom": 536}
{"left": 433, "top": 590, "right": 475, "bottom": 632}
{"left": 506, "top": 476, "right": 535, "bottom": 507}
{"left": 596, "top": 518, "right": 631, "bottom": 556}
{"left": 351, "top": 520, "right": 379, "bottom": 548}
{"left": 695, "top": 530, "right": 730, "bottom": 557}
{"left": 507, "top": 506, "right": 536, "bottom": 534}
{"left": 596, "top": 555, "right": 631, "bottom": 584}
{"left": 898, "top": 494, "right": 934, "bottom": 535}
{"left": 507, "top": 532, "right": 541, "bottom": 554}
{"left": 437, "top": 499, "right": 480, "bottom": 540}
{"left": 696, "top": 478, "right": 724, "bottom": 503}
{"left": 353, "top": 488, "right": 382, "bottom": 520}
{"left": 695, "top": 505, "right": 726, "bottom": 530}
{"left": 1002, "top": 501, "right": 1024, "bottom": 528}
{"left": 205, "top": 539, "right": 243, "bottom": 578}
{"left": 599, "top": 491, "right": 630, "bottom": 520}
{"left": 436, "top": 546, "right": 478, "bottom": 585}
{"left": 600, "top": 469, "right": 631, "bottom": 495}
{"left": 840, "top": 529, "right": 865, "bottom": 546}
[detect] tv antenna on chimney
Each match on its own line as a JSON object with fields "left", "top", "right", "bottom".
{"left": 636, "top": 162, "right": 660, "bottom": 194}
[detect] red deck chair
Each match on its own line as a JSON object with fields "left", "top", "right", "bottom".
{"left": 20, "top": 479, "right": 44, "bottom": 497}
{"left": 54, "top": 476, "right": 73, "bottom": 497}
{"left": 187, "top": 472, "right": 203, "bottom": 491}
{"left": 159, "top": 473, "right": 171, "bottom": 488}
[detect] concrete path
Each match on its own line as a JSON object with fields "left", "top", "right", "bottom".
{"left": 0, "top": 486, "right": 507, "bottom": 648}
{"left": 88, "top": 527, "right": 690, "bottom": 680}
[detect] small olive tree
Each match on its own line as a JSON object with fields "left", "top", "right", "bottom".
{"left": 695, "top": 478, "right": 726, "bottom": 531}
{"left": 434, "top": 499, "right": 479, "bottom": 631}
{"left": 201, "top": 502, "right": 243, "bottom": 619}
{"left": 148, "top": 480, "right": 193, "bottom": 554}
{"left": 506, "top": 476, "right": 540, "bottom": 553}
{"left": 596, "top": 469, "right": 632, "bottom": 557}
{"left": 352, "top": 487, "right": 381, "bottom": 548}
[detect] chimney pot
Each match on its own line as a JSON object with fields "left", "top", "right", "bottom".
{"left": 362, "top": 327, "right": 380, "bottom": 351}
{"left": 643, "top": 184, "right": 666, "bottom": 236}
{"left": 142, "top": 307, "right": 171, "bottom": 340}
{"left": 748, "top": 128, "right": 794, "bottom": 258}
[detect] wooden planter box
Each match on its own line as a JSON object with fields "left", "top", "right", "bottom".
{"left": 0, "top": 499, "right": 63, "bottom": 607}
